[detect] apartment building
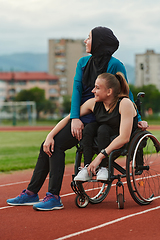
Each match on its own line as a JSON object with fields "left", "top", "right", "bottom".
{"left": 0, "top": 72, "right": 60, "bottom": 102}
{"left": 135, "top": 50, "right": 160, "bottom": 91}
{"left": 48, "top": 39, "right": 86, "bottom": 96}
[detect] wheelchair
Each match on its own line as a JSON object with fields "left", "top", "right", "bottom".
{"left": 71, "top": 92, "right": 160, "bottom": 209}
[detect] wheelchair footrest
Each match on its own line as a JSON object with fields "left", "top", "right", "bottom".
{"left": 71, "top": 175, "right": 86, "bottom": 198}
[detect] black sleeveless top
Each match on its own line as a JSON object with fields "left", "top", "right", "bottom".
{"left": 93, "top": 98, "right": 138, "bottom": 136}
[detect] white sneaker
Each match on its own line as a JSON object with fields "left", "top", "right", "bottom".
{"left": 96, "top": 167, "right": 108, "bottom": 181}
{"left": 74, "top": 165, "right": 92, "bottom": 181}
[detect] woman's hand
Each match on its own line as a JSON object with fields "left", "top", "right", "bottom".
{"left": 43, "top": 137, "right": 55, "bottom": 157}
{"left": 138, "top": 121, "right": 148, "bottom": 131}
{"left": 87, "top": 154, "right": 104, "bottom": 175}
{"left": 71, "top": 118, "right": 84, "bottom": 141}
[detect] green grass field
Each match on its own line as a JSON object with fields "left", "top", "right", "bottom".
{"left": 0, "top": 131, "right": 77, "bottom": 172}
{"left": 0, "top": 129, "right": 160, "bottom": 172}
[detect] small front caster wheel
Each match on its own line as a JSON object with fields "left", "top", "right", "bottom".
{"left": 75, "top": 195, "right": 89, "bottom": 208}
{"left": 117, "top": 193, "right": 124, "bottom": 209}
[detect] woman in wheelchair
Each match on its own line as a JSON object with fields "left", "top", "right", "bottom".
{"left": 74, "top": 71, "right": 138, "bottom": 182}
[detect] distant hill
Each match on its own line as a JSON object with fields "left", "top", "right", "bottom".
{"left": 125, "top": 64, "right": 135, "bottom": 85}
{"left": 0, "top": 53, "right": 135, "bottom": 84}
{"left": 0, "top": 53, "right": 48, "bottom": 72}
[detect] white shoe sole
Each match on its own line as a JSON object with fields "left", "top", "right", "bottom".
{"left": 33, "top": 205, "right": 64, "bottom": 211}
{"left": 74, "top": 176, "right": 92, "bottom": 182}
{"left": 7, "top": 201, "right": 40, "bottom": 206}
{"left": 97, "top": 178, "right": 108, "bottom": 181}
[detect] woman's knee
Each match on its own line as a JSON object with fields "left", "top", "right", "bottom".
{"left": 83, "top": 122, "right": 98, "bottom": 136}
{"left": 97, "top": 124, "right": 112, "bottom": 136}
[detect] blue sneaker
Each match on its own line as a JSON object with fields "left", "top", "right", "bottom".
{"left": 6, "top": 189, "right": 39, "bottom": 206}
{"left": 33, "top": 192, "right": 64, "bottom": 211}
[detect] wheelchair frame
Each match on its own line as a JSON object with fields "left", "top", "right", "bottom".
{"left": 71, "top": 93, "right": 160, "bottom": 209}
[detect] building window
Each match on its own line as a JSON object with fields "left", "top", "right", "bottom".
{"left": 18, "top": 81, "right": 26, "bottom": 85}
{"left": 55, "top": 64, "right": 65, "bottom": 71}
{"left": 60, "top": 90, "right": 67, "bottom": 95}
{"left": 8, "top": 81, "right": 14, "bottom": 85}
{"left": 0, "top": 96, "right": 5, "bottom": 101}
{"left": 60, "top": 77, "right": 67, "bottom": 83}
{"left": 49, "top": 88, "right": 58, "bottom": 94}
{"left": 56, "top": 58, "right": 66, "bottom": 63}
{"left": 0, "top": 88, "right": 5, "bottom": 92}
{"left": 49, "top": 96, "right": 59, "bottom": 101}
{"left": 30, "top": 80, "right": 36, "bottom": 84}
{"left": 49, "top": 80, "right": 58, "bottom": 85}
{"left": 39, "top": 80, "right": 46, "bottom": 84}
{"left": 55, "top": 71, "right": 61, "bottom": 75}
{"left": 9, "top": 89, "right": 15, "bottom": 94}
{"left": 55, "top": 52, "right": 65, "bottom": 56}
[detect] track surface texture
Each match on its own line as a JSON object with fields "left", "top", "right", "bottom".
{"left": 0, "top": 125, "right": 160, "bottom": 239}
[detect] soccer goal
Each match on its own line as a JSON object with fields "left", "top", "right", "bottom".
{"left": 0, "top": 101, "right": 36, "bottom": 126}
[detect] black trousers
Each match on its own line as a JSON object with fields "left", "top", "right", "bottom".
{"left": 82, "top": 122, "right": 117, "bottom": 167}
{"left": 27, "top": 121, "right": 78, "bottom": 196}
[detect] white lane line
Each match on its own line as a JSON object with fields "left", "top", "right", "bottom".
{"left": 0, "top": 180, "right": 30, "bottom": 187}
{"left": 0, "top": 174, "right": 71, "bottom": 188}
{"left": 54, "top": 205, "right": 160, "bottom": 240}
{"left": 0, "top": 206, "right": 13, "bottom": 210}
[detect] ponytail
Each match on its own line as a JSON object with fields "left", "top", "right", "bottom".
{"left": 115, "top": 72, "right": 129, "bottom": 98}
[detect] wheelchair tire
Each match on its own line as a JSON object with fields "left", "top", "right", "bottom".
{"left": 126, "top": 130, "right": 160, "bottom": 205}
{"left": 77, "top": 178, "right": 112, "bottom": 204}
{"left": 75, "top": 195, "right": 89, "bottom": 208}
{"left": 117, "top": 193, "right": 124, "bottom": 209}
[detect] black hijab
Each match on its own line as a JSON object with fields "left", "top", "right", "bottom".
{"left": 82, "top": 26, "right": 119, "bottom": 88}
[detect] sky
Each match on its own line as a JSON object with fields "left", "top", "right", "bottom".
{"left": 0, "top": 0, "right": 160, "bottom": 66}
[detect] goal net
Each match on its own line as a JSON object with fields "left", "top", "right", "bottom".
{"left": 0, "top": 101, "right": 36, "bottom": 125}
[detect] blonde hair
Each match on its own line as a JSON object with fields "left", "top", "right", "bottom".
{"left": 98, "top": 72, "right": 130, "bottom": 112}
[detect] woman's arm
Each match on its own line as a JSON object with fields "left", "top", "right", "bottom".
{"left": 70, "top": 57, "right": 91, "bottom": 140}
{"left": 80, "top": 98, "right": 95, "bottom": 116}
{"left": 70, "top": 57, "right": 88, "bottom": 119}
{"left": 105, "top": 98, "right": 135, "bottom": 153}
{"left": 43, "top": 97, "right": 95, "bottom": 156}
{"left": 72, "top": 98, "right": 95, "bottom": 141}
{"left": 43, "top": 115, "right": 70, "bottom": 156}
{"left": 70, "top": 59, "right": 85, "bottom": 140}
{"left": 87, "top": 98, "right": 136, "bottom": 174}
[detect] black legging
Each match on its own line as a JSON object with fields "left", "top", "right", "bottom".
{"left": 27, "top": 121, "right": 78, "bottom": 196}
{"left": 82, "top": 122, "right": 118, "bottom": 167}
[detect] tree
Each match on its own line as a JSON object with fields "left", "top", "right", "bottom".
{"left": 15, "top": 87, "right": 56, "bottom": 119}
{"left": 62, "top": 95, "right": 71, "bottom": 114}
{"left": 129, "top": 84, "right": 160, "bottom": 116}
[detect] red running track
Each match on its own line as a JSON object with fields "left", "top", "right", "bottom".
{"left": 0, "top": 125, "right": 159, "bottom": 131}
{"left": 1, "top": 163, "right": 160, "bottom": 240}
{"left": 1, "top": 125, "right": 160, "bottom": 239}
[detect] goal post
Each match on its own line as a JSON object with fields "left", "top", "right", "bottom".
{"left": 0, "top": 101, "right": 36, "bottom": 126}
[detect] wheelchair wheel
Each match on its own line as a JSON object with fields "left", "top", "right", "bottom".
{"left": 77, "top": 178, "right": 112, "bottom": 204}
{"left": 75, "top": 195, "right": 89, "bottom": 208}
{"left": 126, "top": 131, "right": 160, "bottom": 205}
{"left": 117, "top": 193, "right": 124, "bottom": 209}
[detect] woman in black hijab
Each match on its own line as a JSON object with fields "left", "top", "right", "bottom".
{"left": 82, "top": 27, "right": 119, "bottom": 89}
